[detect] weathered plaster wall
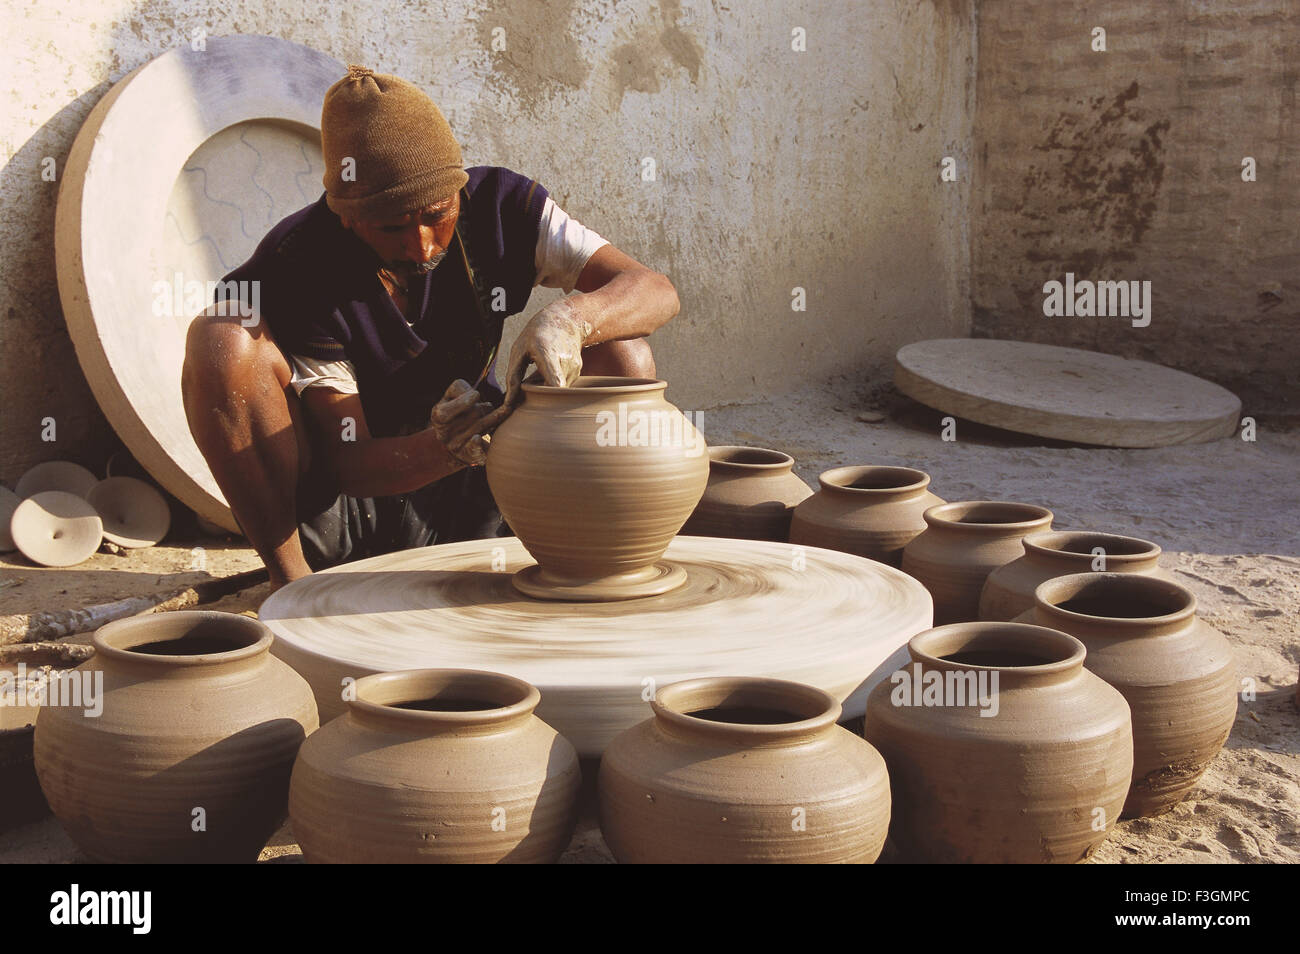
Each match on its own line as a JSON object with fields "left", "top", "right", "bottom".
{"left": 972, "top": 0, "right": 1299, "bottom": 413}
{"left": 0, "top": 0, "right": 974, "bottom": 485}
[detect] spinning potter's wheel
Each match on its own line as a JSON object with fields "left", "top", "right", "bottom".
{"left": 261, "top": 536, "right": 933, "bottom": 756}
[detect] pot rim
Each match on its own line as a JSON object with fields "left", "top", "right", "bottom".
{"left": 818, "top": 465, "right": 930, "bottom": 495}
{"left": 707, "top": 445, "right": 795, "bottom": 469}
{"left": 1032, "top": 572, "right": 1196, "bottom": 627}
{"left": 92, "top": 611, "right": 271, "bottom": 667}
{"left": 521, "top": 375, "right": 665, "bottom": 395}
{"left": 1023, "top": 530, "right": 1161, "bottom": 563}
{"left": 652, "top": 676, "right": 840, "bottom": 739}
{"left": 922, "top": 500, "right": 1053, "bottom": 532}
{"left": 348, "top": 668, "right": 541, "bottom": 727}
{"left": 909, "top": 622, "right": 1086, "bottom": 675}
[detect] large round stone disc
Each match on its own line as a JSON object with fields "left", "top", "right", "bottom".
{"left": 260, "top": 536, "right": 933, "bottom": 757}
{"left": 894, "top": 339, "right": 1241, "bottom": 447}
{"left": 55, "top": 36, "right": 344, "bottom": 533}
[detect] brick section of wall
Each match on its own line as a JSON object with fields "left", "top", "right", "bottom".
{"left": 972, "top": 0, "right": 1299, "bottom": 413}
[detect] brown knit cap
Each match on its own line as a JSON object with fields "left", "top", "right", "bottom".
{"left": 320, "top": 65, "right": 469, "bottom": 221}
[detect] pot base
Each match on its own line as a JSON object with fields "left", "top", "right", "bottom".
{"left": 512, "top": 561, "right": 688, "bottom": 602}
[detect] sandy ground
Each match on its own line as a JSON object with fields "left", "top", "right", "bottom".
{"left": 2, "top": 380, "right": 1296, "bottom": 864}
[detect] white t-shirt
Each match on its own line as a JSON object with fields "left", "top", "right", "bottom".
{"left": 287, "top": 197, "right": 608, "bottom": 395}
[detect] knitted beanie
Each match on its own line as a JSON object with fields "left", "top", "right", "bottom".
{"left": 320, "top": 65, "right": 469, "bottom": 221}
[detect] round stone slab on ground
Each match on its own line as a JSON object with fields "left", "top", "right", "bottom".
{"left": 894, "top": 339, "right": 1241, "bottom": 447}
{"left": 9, "top": 492, "right": 103, "bottom": 567}
{"left": 260, "top": 536, "right": 934, "bottom": 757}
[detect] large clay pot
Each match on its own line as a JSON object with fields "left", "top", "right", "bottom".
{"left": 980, "top": 530, "right": 1173, "bottom": 621}
{"left": 1019, "top": 573, "right": 1238, "bottom": 818}
{"left": 33, "top": 612, "right": 318, "bottom": 863}
{"left": 598, "top": 677, "right": 891, "bottom": 863}
{"left": 789, "top": 465, "right": 944, "bottom": 566}
{"left": 901, "top": 501, "right": 1053, "bottom": 624}
{"left": 289, "top": 669, "right": 581, "bottom": 863}
{"left": 486, "top": 376, "right": 708, "bottom": 601}
{"left": 680, "top": 446, "right": 812, "bottom": 541}
{"left": 864, "top": 623, "right": 1132, "bottom": 863}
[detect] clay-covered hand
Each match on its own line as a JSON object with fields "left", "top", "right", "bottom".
{"left": 429, "top": 379, "right": 495, "bottom": 468}
{"left": 487, "top": 298, "right": 593, "bottom": 424}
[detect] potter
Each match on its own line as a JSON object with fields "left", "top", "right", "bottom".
{"left": 183, "top": 65, "right": 680, "bottom": 591}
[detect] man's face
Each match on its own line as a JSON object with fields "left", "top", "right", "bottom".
{"left": 345, "top": 193, "right": 460, "bottom": 279}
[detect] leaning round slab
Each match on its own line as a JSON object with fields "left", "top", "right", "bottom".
{"left": 260, "top": 536, "right": 934, "bottom": 757}
{"left": 9, "top": 492, "right": 103, "bottom": 567}
{"left": 894, "top": 339, "right": 1241, "bottom": 447}
{"left": 86, "top": 477, "right": 171, "bottom": 548}
{"left": 55, "top": 36, "right": 344, "bottom": 533}
{"left": 14, "top": 461, "right": 99, "bottom": 500}
{"left": 0, "top": 485, "right": 20, "bottom": 552}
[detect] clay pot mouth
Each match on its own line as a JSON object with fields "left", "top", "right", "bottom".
{"left": 1033, "top": 572, "right": 1195, "bottom": 625}
{"left": 521, "top": 375, "right": 665, "bottom": 395}
{"left": 910, "top": 623, "right": 1085, "bottom": 674}
{"left": 653, "top": 676, "right": 840, "bottom": 739}
{"left": 708, "top": 446, "right": 794, "bottom": 469}
{"left": 1025, "top": 531, "right": 1160, "bottom": 561}
{"left": 820, "top": 465, "right": 929, "bottom": 494}
{"left": 93, "top": 611, "right": 271, "bottom": 666}
{"left": 350, "top": 669, "right": 541, "bottom": 726}
{"left": 924, "top": 501, "right": 1053, "bottom": 531}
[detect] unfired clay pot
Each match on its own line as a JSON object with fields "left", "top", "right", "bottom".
{"left": 680, "top": 446, "right": 812, "bottom": 541}
{"left": 864, "top": 623, "right": 1132, "bottom": 863}
{"left": 598, "top": 677, "right": 891, "bottom": 863}
{"left": 289, "top": 669, "right": 580, "bottom": 863}
{"left": 980, "top": 530, "right": 1173, "bottom": 622}
{"left": 486, "top": 376, "right": 708, "bottom": 601}
{"left": 1018, "top": 573, "right": 1238, "bottom": 817}
{"left": 33, "top": 612, "right": 318, "bottom": 863}
{"left": 901, "top": 501, "right": 1053, "bottom": 624}
{"left": 789, "top": 465, "right": 944, "bottom": 566}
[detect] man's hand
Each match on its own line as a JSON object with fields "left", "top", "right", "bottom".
{"left": 430, "top": 379, "right": 495, "bottom": 467}
{"left": 483, "top": 299, "right": 593, "bottom": 431}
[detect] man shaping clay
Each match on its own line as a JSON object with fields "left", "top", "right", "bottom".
{"left": 181, "top": 66, "right": 679, "bottom": 591}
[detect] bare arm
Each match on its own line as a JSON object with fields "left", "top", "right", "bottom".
{"left": 568, "top": 243, "right": 680, "bottom": 345}
{"left": 300, "top": 389, "right": 465, "bottom": 498}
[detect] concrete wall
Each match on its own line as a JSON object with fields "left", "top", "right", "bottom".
{"left": 972, "top": 0, "right": 1299, "bottom": 413}
{"left": 0, "top": 0, "right": 975, "bottom": 486}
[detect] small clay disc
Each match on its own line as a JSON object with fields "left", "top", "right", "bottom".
{"left": 15, "top": 461, "right": 99, "bottom": 500}
{"left": 0, "top": 485, "right": 20, "bottom": 551}
{"left": 10, "top": 492, "right": 103, "bottom": 567}
{"left": 512, "top": 561, "right": 688, "bottom": 601}
{"left": 86, "top": 476, "right": 171, "bottom": 548}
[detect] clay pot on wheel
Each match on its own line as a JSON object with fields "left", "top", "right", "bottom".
{"left": 901, "top": 501, "right": 1053, "bottom": 624}
{"left": 598, "top": 676, "right": 891, "bottom": 863}
{"left": 1018, "top": 573, "right": 1237, "bottom": 817}
{"left": 486, "top": 376, "right": 708, "bottom": 601}
{"left": 980, "top": 530, "right": 1172, "bottom": 621}
{"left": 790, "top": 466, "right": 943, "bottom": 566}
{"left": 33, "top": 612, "right": 318, "bottom": 863}
{"left": 680, "top": 446, "right": 812, "bottom": 541}
{"left": 864, "top": 623, "right": 1132, "bottom": 863}
{"left": 289, "top": 669, "right": 581, "bottom": 863}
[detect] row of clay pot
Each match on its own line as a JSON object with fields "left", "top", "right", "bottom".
{"left": 31, "top": 612, "right": 889, "bottom": 863}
